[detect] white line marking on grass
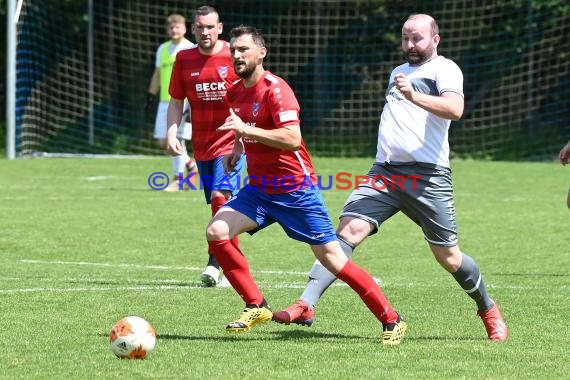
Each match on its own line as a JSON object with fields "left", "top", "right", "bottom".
{"left": 3, "top": 277, "right": 192, "bottom": 284}
{"left": 0, "top": 282, "right": 311, "bottom": 294}
{"left": 0, "top": 285, "right": 204, "bottom": 294}
{"left": 85, "top": 176, "right": 115, "bottom": 181}
{"left": 0, "top": 280, "right": 560, "bottom": 294}
{"left": 20, "top": 259, "right": 202, "bottom": 271}
{"left": 18, "top": 259, "right": 384, "bottom": 287}
{"left": 19, "top": 259, "right": 310, "bottom": 276}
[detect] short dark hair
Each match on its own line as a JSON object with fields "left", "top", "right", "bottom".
{"left": 229, "top": 25, "right": 266, "bottom": 48}
{"left": 194, "top": 5, "right": 219, "bottom": 22}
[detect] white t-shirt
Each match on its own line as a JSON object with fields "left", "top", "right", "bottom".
{"left": 375, "top": 56, "right": 463, "bottom": 168}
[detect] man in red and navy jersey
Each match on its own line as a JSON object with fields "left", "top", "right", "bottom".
{"left": 166, "top": 6, "right": 243, "bottom": 287}
{"left": 223, "top": 61, "right": 317, "bottom": 195}
{"left": 205, "top": 25, "right": 406, "bottom": 343}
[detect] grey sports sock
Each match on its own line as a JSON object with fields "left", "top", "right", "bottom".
{"left": 451, "top": 253, "right": 494, "bottom": 311}
{"left": 300, "top": 235, "right": 355, "bottom": 308}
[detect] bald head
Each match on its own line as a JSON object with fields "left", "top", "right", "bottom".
{"left": 404, "top": 14, "right": 439, "bottom": 36}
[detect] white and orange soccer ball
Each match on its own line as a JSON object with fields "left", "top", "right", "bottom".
{"left": 109, "top": 316, "right": 156, "bottom": 359}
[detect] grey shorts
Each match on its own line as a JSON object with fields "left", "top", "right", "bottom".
{"left": 340, "top": 162, "right": 458, "bottom": 246}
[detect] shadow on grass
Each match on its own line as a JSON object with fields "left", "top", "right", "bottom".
{"left": 68, "top": 279, "right": 206, "bottom": 288}
{"left": 409, "top": 335, "right": 487, "bottom": 342}
{"left": 490, "top": 272, "right": 569, "bottom": 277}
{"left": 98, "top": 330, "right": 486, "bottom": 342}
{"left": 159, "top": 334, "right": 369, "bottom": 342}
{"left": 97, "top": 329, "right": 372, "bottom": 342}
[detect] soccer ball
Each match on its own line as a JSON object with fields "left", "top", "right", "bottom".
{"left": 109, "top": 316, "right": 156, "bottom": 359}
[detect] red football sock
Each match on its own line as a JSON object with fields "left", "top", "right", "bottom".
{"left": 207, "top": 239, "right": 264, "bottom": 305}
{"left": 336, "top": 260, "right": 398, "bottom": 324}
{"left": 210, "top": 195, "right": 227, "bottom": 217}
{"left": 231, "top": 234, "right": 240, "bottom": 248}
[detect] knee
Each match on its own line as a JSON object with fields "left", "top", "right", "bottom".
{"left": 430, "top": 245, "right": 462, "bottom": 272}
{"left": 336, "top": 217, "right": 372, "bottom": 246}
{"left": 314, "top": 255, "right": 337, "bottom": 275}
{"left": 311, "top": 242, "right": 347, "bottom": 275}
{"left": 206, "top": 220, "right": 229, "bottom": 241}
{"left": 211, "top": 190, "right": 231, "bottom": 201}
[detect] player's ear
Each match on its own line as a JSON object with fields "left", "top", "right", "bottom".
{"left": 259, "top": 46, "right": 267, "bottom": 59}
{"left": 433, "top": 33, "right": 440, "bottom": 47}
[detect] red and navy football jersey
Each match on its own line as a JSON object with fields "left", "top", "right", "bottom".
{"left": 225, "top": 71, "right": 317, "bottom": 194}
{"left": 170, "top": 42, "right": 239, "bottom": 160}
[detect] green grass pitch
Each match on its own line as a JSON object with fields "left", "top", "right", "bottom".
{"left": 0, "top": 156, "right": 568, "bottom": 379}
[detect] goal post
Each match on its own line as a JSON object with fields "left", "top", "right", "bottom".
{"left": 6, "top": 0, "right": 18, "bottom": 160}
{"left": 8, "top": 0, "right": 570, "bottom": 160}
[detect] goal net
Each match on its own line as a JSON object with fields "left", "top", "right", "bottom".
{"left": 12, "top": 0, "right": 570, "bottom": 159}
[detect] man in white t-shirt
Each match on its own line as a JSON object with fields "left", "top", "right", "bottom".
{"left": 274, "top": 13, "right": 508, "bottom": 344}
{"left": 145, "top": 13, "right": 197, "bottom": 192}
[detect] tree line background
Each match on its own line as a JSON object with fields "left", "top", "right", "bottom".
{"left": 2, "top": 0, "right": 570, "bottom": 159}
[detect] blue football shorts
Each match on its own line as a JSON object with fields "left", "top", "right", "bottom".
{"left": 224, "top": 184, "right": 337, "bottom": 245}
{"left": 340, "top": 162, "right": 459, "bottom": 247}
{"left": 196, "top": 155, "right": 246, "bottom": 204}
